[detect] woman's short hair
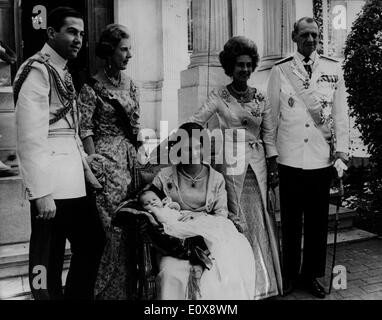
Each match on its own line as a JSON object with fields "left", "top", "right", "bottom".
{"left": 95, "top": 24, "right": 130, "bottom": 59}
{"left": 219, "top": 36, "right": 260, "bottom": 77}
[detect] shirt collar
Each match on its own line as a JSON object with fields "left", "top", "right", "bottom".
{"left": 295, "top": 51, "right": 318, "bottom": 64}
{"left": 41, "top": 43, "right": 67, "bottom": 70}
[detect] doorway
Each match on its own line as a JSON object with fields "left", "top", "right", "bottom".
{"left": 19, "top": 0, "right": 88, "bottom": 90}
{"left": 17, "top": 0, "right": 113, "bottom": 91}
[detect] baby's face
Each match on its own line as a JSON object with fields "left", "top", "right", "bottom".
{"left": 140, "top": 191, "right": 164, "bottom": 211}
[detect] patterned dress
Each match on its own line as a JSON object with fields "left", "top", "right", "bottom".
{"left": 78, "top": 71, "right": 140, "bottom": 299}
{"left": 190, "top": 86, "right": 283, "bottom": 299}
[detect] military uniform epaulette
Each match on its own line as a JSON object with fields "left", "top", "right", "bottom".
{"left": 275, "top": 56, "right": 293, "bottom": 66}
{"left": 319, "top": 55, "right": 340, "bottom": 63}
{"left": 27, "top": 52, "right": 51, "bottom": 66}
{"left": 13, "top": 52, "right": 52, "bottom": 105}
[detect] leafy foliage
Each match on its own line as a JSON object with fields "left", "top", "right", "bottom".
{"left": 313, "top": 0, "right": 324, "bottom": 54}
{"left": 343, "top": 0, "right": 382, "bottom": 214}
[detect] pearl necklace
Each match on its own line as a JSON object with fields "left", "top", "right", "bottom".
{"left": 228, "top": 84, "right": 250, "bottom": 104}
{"left": 180, "top": 166, "right": 205, "bottom": 188}
{"left": 104, "top": 68, "right": 121, "bottom": 87}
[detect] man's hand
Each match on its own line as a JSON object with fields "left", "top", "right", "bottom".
{"left": 267, "top": 156, "right": 279, "bottom": 189}
{"left": 35, "top": 194, "right": 56, "bottom": 220}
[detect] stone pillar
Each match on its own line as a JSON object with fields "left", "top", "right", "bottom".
{"left": 161, "top": 0, "right": 189, "bottom": 132}
{"left": 178, "top": 0, "right": 231, "bottom": 124}
{"left": 114, "top": 0, "right": 164, "bottom": 134}
{"left": 295, "top": 0, "right": 314, "bottom": 20}
{"left": 261, "top": 0, "right": 296, "bottom": 68}
{"left": 189, "top": 0, "right": 230, "bottom": 68}
{"left": 231, "top": 0, "right": 266, "bottom": 88}
{"left": 231, "top": 0, "right": 263, "bottom": 53}
{"left": 115, "top": 0, "right": 189, "bottom": 135}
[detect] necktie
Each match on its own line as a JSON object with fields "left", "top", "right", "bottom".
{"left": 303, "top": 57, "right": 312, "bottom": 79}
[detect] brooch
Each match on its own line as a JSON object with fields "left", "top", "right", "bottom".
{"left": 255, "top": 92, "right": 264, "bottom": 102}
{"left": 220, "top": 89, "right": 232, "bottom": 103}
{"left": 288, "top": 97, "right": 295, "bottom": 107}
{"left": 251, "top": 109, "right": 261, "bottom": 117}
{"left": 303, "top": 79, "right": 310, "bottom": 89}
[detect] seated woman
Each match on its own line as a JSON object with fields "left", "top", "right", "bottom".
{"left": 148, "top": 122, "right": 256, "bottom": 300}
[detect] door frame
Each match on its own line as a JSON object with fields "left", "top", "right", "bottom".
{"left": 13, "top": 0, "right": 114, "bottom": 77}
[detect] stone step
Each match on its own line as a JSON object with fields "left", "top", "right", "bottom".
{"left": 0, "top": 241, "right": 71, "bottom": 300}
{"left": 1, "top": 227, "right": 377, "bottom": 300}
{"left": 326, "top": 227, "right": 378, "bottom": 245}
{"left": 0, "top": 63, "right": 12, "bottom": 87}
{"left": 0, "top": 86, "right": 14, "bottom": 112}
{"left": 0, "top": 241, "right": 71, "bottom": 280}
{"left": 0, "top": 149, "right": 17, "bottom": 163}
{"left": 274, "top": 204, "right": 356, "bottom": 230}
{"left": 0, "top": 110, "right": 16, "bottom": 151}
{"left": 0, "top": 269, "right": 69, "bottom": 300}
{"left": 0, "top": 175, "right": 30, "bottom": 245}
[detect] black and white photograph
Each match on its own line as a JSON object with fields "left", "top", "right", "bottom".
{"left": 0, "top": 0, "right": 381, "bottom": 306}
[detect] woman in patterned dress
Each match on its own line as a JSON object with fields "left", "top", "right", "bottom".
{"left": 77, "top": 24, "right": 141, "bottom": 299}
{"left": 189, "top": 36, "right": 283, "bottom": 299}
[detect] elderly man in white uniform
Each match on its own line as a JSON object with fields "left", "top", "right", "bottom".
{"left": 14, "top": 7, "right": 105, "bottom": 300}
{"left": 267, "top": 17, "right": 349, "bottom": 299}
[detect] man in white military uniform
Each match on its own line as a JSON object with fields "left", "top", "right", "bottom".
{"left": 14, "top": 7, "right": 105, "bottom": 300}
{"left": 267, "top": 17, "right": 349, "bottom": 298}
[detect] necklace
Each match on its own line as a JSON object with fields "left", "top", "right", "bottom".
{"left": 180, "top": 166, "right": 205, "bottom": 188}
{"left": 104, "top": 67, "right": 121, "bottom": 87}
{"left": 229, "top": 84, "right": 250, "bottom": 105}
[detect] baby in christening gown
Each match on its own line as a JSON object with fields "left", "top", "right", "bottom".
{"left": 139, "top": 189, "right": 209, "bottom": 296}
{"left": 138, "top": 189, "right": 257, "bottom": 300}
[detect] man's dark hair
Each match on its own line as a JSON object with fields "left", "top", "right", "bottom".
{"left": 47, "top": 7, "right": 83, "bottom": 31}
{"left": 293, "top": 17, "right": 320, "bottom": 35}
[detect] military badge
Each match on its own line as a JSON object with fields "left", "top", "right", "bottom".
{"left": 303, "top": 79, "right": 310, "bottom": 89}
{"left": 288, "top": 97, "right": 294, "bottom": 107}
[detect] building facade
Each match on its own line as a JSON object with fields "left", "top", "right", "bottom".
{"left": 0, "top": 0, "right": 369, "bottom": 299}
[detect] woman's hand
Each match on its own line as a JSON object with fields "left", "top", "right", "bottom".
{"left": 178, "top": 211, "right": 206, "bottom": 222}
{"left": 267, "top": 156, "right": 279, "bottom": 189}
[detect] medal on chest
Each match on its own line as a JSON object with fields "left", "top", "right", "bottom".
{"left": 303, "top": 78, "right": 310, "bottom": 89}
{"left": 292, "top": 60, "right": 311, "bottom": 89}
